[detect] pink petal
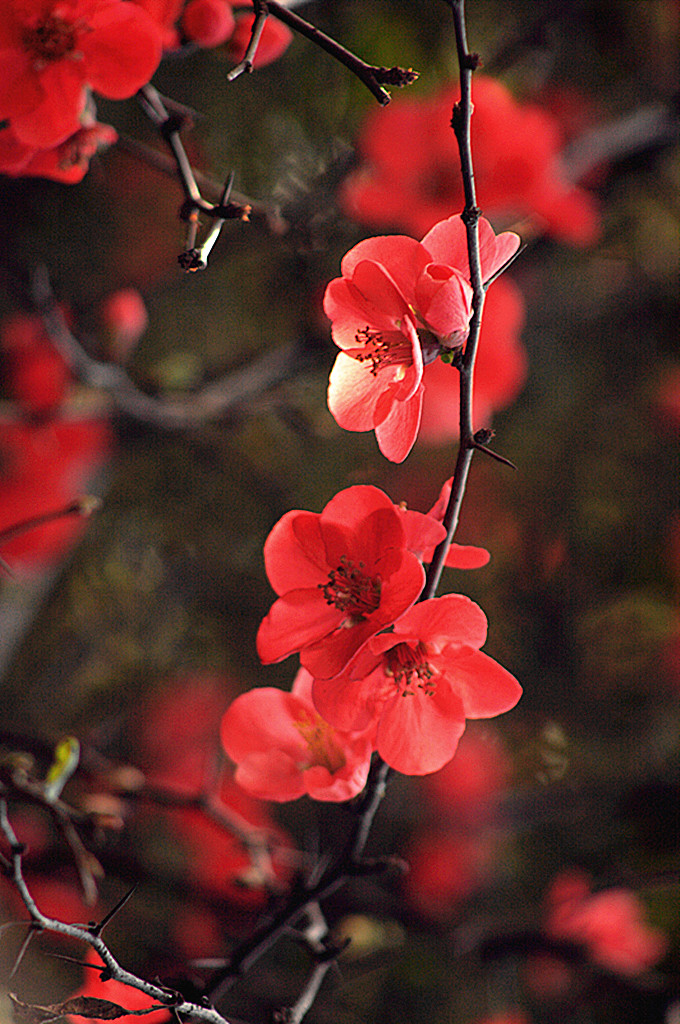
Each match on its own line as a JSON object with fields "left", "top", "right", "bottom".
{"left": 263, "top": 510, "right": 328, "bottom": 595}
{"left": 327, "top": 352, "right": 385, "bottom": 431}
{"left": 446, "top": 648, "right": 522, "bottom": 718}
{"left": 374, "top": 386, "right": 424, "bottom": 462}
{"left": 256, "top": 590, "right": 341, "bottom": 664}
{"left": 377, "top": 687, "right": 467, "bottom": 775}
{"left": 340, "top": 235, "right": 431, "bottom": 302}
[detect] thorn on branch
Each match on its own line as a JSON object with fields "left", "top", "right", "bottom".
{"left": 472, "top": 432, "right": 517, "bottom": 470}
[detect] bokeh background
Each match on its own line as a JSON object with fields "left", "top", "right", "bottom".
{"left": 0, "top": 1, "right": 678, "bottom": 1022}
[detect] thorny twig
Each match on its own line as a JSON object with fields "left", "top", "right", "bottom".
{"left": 423, "top": 0, "right": 503, "bottom": 600}
{"left": 0, "top": 799, "right": 238, "bottom": 1024}
{"left": 264, "top": 1, "right": 418, "bottom": 105}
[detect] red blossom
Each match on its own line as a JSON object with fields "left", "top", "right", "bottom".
{"left": 324, "top": 216, "right": 520, "bottom": 462}
{"left": 312, "top": 594, "right": 522, "bottom": 775}
{"left": 0, "top": 0, "right": 163, "bottom": 149}
{"left": 99, "top": 288, "right": 148, "bottom": 362}
{"left": 181, "top": 0, "right": 235, "bottom": 47}
{"left": 421, "top": 725, "right": 509, "bottom": 824}
{"left": 221, "top": 668, "right": 375, "bottom": 802}
{"left": 403, "top": 831, "right": 490, "bottom": 918}
{"left": 256, "top": 485, "right": 426, "bottom": 678}
{"left": 1, "top": 312, "right": 71, "bottom": 415}
{"left": 545, "top": 870, "right": 667, "bottom": 976}
{"left": 342, "top": 76, "right": 600, "bottom": 246}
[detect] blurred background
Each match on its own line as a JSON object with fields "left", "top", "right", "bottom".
{"left": 0, "top": 1, "right": 678, "bottom": 1022}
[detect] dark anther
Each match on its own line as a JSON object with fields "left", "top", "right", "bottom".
{"left": 474, "top": 428, "right": 494, "bottom": 445}
{"left": 464, "top": 52, "right": 482, "bottom": 70}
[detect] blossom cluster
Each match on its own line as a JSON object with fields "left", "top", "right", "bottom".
{"left": 221, "top": 481, "right": 522, "bottom": 793}
{"left": 0, "top": 0, "right": 291, "bottom": 183}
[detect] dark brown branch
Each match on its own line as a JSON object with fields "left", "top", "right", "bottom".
{"left": 265, "top": 1, "right": 417, "bottom": 104}
{"left": 423, "top": 0, "right": 497, "bottom": 601}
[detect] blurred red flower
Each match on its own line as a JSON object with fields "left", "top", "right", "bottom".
{"left": 324, "top": 215, "right": 519, "bottom": 461}
{"left": 421, "top": 725, "right": 509, "bottom": 824}
{"left": 342, "top": 76, "right": 599, "bottom": 246}
{"left": 545, "top": 870, "right": 667, "bottom": 976}
{"left": 221, "top": 668, "right": 374, "bottom": 802}
{"left": 0, "top": 119, "right": 117, "bottom": 183}
{"left": 181, "top": 0, "right": 234, "bottom": 47}
{"left": 256, "top": 485, "right": 426, "bottom": 678}
{"left": 0, "top": 0, "right": 162, "bottom": 149}
{"left": 0, "top": 417, "right": 112, "bottom": 572}
{"left": 1, "top": 312, "right": 71, "bottom": 415}
{"left": 312, "top": 594, "right": 522, "bottom": 775}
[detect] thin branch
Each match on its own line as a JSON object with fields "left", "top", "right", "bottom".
{"left": 226, "top": 3, "right": 270, "bottom": 82}
{"left": 0, "top": 798, "right": 237, "bottom": 1024}
{"left": 423, "top": 0, "right": 486, "bottom": 601}
{"left": 31, "top": 267, "right": 318, "bottom": 431}
{"left": 205, "top": 755, "right": 395, "bottom": 1003}
{"left": 265, "top": 1, "right": 418, "bottom": 104}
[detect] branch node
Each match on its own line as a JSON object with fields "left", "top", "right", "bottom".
{"left": 372, "top": 65, "right": 420, "bottom": 87}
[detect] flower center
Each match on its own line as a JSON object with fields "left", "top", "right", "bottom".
{"left": 385, "top": 641, "right": 436, "bottom": 697}
{"left": 320, "top": 556, "right": 381, "bottom": 624}
{"left": 294, "top": 711, "right": 346, "bottom": 774}
{"left": 351, "top": 326, "right": 413, "bottom": 376}
{"left": 23, "top": 13, "right": 81, "bottom": 67}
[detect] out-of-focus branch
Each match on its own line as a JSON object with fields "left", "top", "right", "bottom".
{"left": 31, "top": 267, "right": 320, "bottom": 431}
{"left": 0, "top": 798, "right": 240, "bottom": 1024}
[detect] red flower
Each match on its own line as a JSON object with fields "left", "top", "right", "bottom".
{"left": 324, "top": 216, "right": 520, "bottom": 462}
{"left": 421, "top": 725, "right": 509, "bottom": 824}
{"left": 256, "top": 485, "right": 426, "bottom": 678}
{"left": 342, "top": 76, "right": 599, "bottom": 246}
{"left": 545, "top": 871, "right": 667, "bottom": 976}
{"left": 1, "top": 312, "right": 71, "bottom": 415}
{"left": 221, "top": 668, "right": 374, "bottom": 802}
{"left": 100, "top": 288, "right": 148, "bottom": 362}
{"left": 419, "top": 276, "right": 527, "bottom": 444}
{"left": 403, "top": 831, "right": 487, "bottom": 918}
{"left": 312, "top": 594, "right": 522, "bottom": 775}
{"left": 181, "top": 0, "right": 234, "bottom": 48}
{"left": 67, "top": 949, "right": 169, "bottom": 1024}
{"left": 0, "top": 114, "right": 117, "bottom": 183}
{"left": 0, "top": 0, "right": 162, "bottom": 149}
